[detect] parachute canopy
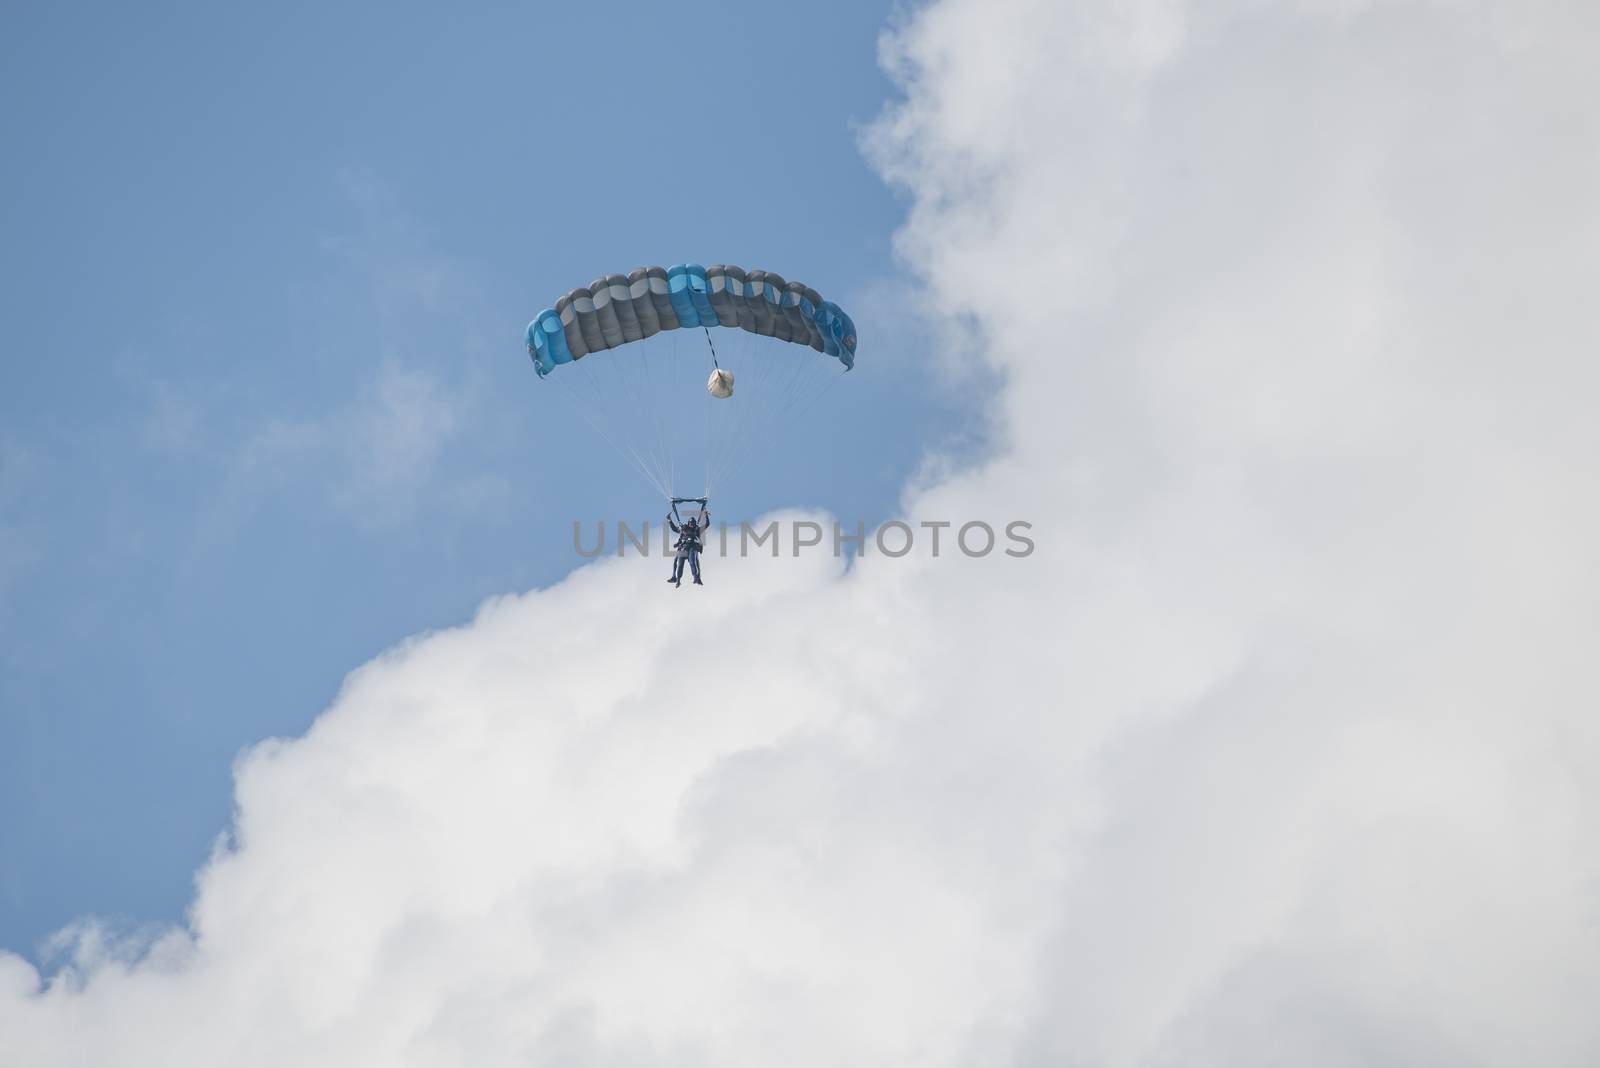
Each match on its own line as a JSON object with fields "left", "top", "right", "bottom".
{"left": 525, "top": 263, "right": 857, "bottom": 377}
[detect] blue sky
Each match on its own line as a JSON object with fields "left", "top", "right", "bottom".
{"left": 0, "top": 1, "right": 959, "bottom": 956}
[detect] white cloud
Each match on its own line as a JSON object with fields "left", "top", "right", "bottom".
{"left": 4, "top": 1, "right": 1599, "bottom": 1065}
{"left": 195, "top": 363, "right": 461, "bottom": 543}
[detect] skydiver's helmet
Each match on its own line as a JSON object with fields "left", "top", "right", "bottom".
{"left": 707, "top": 368, "right": 734, "bottom": 399}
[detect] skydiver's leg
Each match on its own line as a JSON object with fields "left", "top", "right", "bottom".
{"left": 690, "top": 550, "right": 702, "bottom": 585}
{"left": 670, "top": 552, "right": 684, "bottom": 584}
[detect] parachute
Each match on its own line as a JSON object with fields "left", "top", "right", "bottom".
{"left": 525, "top": 264, "right": 856, "bottom": 377}
{"left": 525, "top": 263, "right": 856, "bottom": 500}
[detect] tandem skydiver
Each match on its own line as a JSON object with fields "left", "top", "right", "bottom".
{"left": 667, "top": 504, "right": 709, "bottom": 587}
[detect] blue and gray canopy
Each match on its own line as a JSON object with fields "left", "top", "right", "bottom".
{"left": 526, "top": 263, "right": 857, "bottom": 377}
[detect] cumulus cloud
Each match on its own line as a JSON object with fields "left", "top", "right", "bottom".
{"left": 4, "top": 1, "right": 1598, "bottom": 1065}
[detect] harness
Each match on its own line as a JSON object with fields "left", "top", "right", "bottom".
{"left": 671, "top": 496, "right": 708, "bottom": 554}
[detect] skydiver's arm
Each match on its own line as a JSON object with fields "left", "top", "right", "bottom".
{"left": 668, "top": 516, "right": 681, "bottom": 534}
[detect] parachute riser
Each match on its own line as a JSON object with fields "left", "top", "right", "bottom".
{"left": 670, "top": 495, "right": 709, "bottom": 523}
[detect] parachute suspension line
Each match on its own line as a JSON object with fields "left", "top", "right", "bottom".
{"left": 768, "top": 342, "right": 815, "bottom": 420}
{"left": 704, "top": 335, "right": 773, "bottom": 496}
{"left": 621, "top": 344, "right": 665, "bottom": 492}
{"left": 550, "top": 373, "right": 671, "bottom": 499}
{"left": 703, "top": 332, "right": 741, "bottom": 496}
{"left": 705, "top": 331, "right": 773, "bottom": 495}
{"left": 591, "top": 352, "right": 658, "bottom": 494}
{"left": 671, "top": 329, "right": 688, "bottom": 496}
{"left": 704, "top": 333, "right": 755, "bottom": 495}
{"left": 704, "top": 328, "right": 759, "bottom": 496}
{"left": 608, "top": 356, "right": 671, "bottom": 498}
{"left": 711, "top": 342, "right": 812, "bottom": 491}
{"left": 705, "top": 331, "right": 721, "bottom": 496}
{"left": 699, "top": 331, "right": 712, "bottom": 495}
{"left": 633, "top": 337, "right": 677, "bottom": 498}
{"left": 773, "top": 353, "right": 838, "bottom": 421}
{"left": 586, "top": 350, "right": 672, "bottom": 498}
{"left": 606, "top": 340, "right": 670, "bottom": 497}
{"left": 709, "top": 347, "right": 838, "bottom": 496}
{"left": 786, "top": 364, "right": 849, "bottom": 425}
